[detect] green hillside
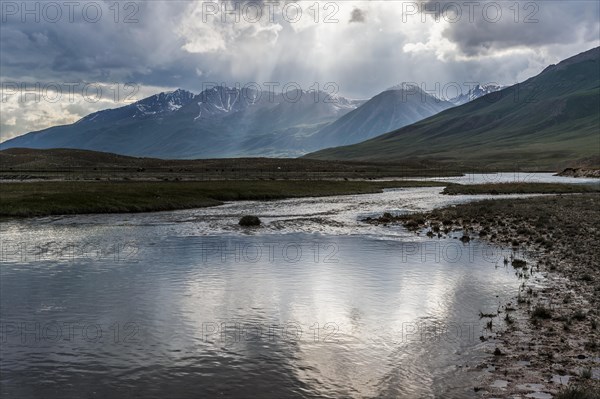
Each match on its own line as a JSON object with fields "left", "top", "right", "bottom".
{"left": 305, "top": 47, "right": 600, "bottom": 170}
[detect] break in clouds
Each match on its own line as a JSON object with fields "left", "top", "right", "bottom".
{"left": 1, "top": 0, "right": 599, "bottom": 141}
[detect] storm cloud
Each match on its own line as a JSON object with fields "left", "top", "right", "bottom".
{"left": 349, "top": 8, "right": 366, "bottom": 23}
{"left": 1, "top": 0, "right": 598, "bottom": 140}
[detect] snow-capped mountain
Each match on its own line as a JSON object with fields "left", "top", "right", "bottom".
{"left": 309, "top": 84, "right": 454, "bottom": 148}
{"left": 135, "top": 88, "right": 196, "bottom": 114}
{"left": 449, "top": 84, "right": 504, "bottom": 105}
{"left": 385, "top": 83, "right": 423, "bottom": 92}
{"left": 2, "top": 87, "right": 366, "bottom": 158}
{"left": 3, "top": 82, "right": 470, "bottom": 158}
{"left": 305, "top": 47, "right": 600, "bottom": 169}
{"left": 77, "top": 89, "right": 197, "bottom": 124}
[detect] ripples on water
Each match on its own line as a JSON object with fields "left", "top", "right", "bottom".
{"left": 0, "top": 186, "right": 552, "bottom": 398}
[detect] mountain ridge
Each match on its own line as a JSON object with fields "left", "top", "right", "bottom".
{"left": 308, "top": 85, "right": 454, "bottom": 148}
{"left": 1, "top": 82, "right": 459, "bottom": 158}
{"left": 1, "top": 86, "right": 367, "bottom": 158}
{"left": 304, "top": 47, "right": 600, "bottom": 169}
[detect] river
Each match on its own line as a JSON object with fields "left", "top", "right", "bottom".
{"left": 2, "top": 174, "right": 596, "bottom": 398}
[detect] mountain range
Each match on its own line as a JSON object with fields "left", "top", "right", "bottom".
{"left": 2, "top": 87, "right": 360, "bottom": 158}
{"left": 305, "top": 47, "right": 600, "bottom": 169}
{"left": 1, "top": 82, "right": 497, "bottom": 158}
{"left": 3, "top": 48, "right": 596, "bottom": 169}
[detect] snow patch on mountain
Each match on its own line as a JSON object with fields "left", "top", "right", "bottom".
{"left": 449, "top": 84, "right": 504, "bottom": 105}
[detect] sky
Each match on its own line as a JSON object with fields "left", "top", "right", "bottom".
{"left": 1, "top": 0, "right": 599, "bottom": 141}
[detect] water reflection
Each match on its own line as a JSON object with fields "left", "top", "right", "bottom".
{"left": 1, "top": 231, "right": 521, "bottom": 398}
{"left": 406, "top": 172, "right": 599, "bottom": 185}
{"left": 2, "top": 184, "right": 543, "bottom": 398}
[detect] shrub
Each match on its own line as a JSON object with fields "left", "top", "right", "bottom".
{"left": 404, "top": 220, "right": 419, "bottom": 230}
{"left": 573, "top": 310, "right": 587, "bottom": 321}
{"left": 580, "top": 368, "right": 592, "bottom": 379}
{"left": 531, "top": 305, "right": 552, "bottom": 320}
{"left": 584, "top": 341, "right": 598, "bottom": 351}
{"left": 555, "top": 386, "right": 600, "bottom": 399}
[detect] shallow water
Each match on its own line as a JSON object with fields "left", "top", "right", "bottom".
{"left": 1, "top": 185, "right": 538, "bottom": 398}
{"left": 0, "top": 186, "right": 546, "bottom": 238}
{"left": 384, "top": 172, "right": 600, "bottom": 185}
{"left": 4, "top": 172, "right": 597, "bottom": 186}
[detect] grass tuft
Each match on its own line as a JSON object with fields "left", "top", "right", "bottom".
{"left": 555, "top": 385, "right": 600, "bottom": 399}
{"left": 531, "top": 305, "right": 552, "bottom": 320}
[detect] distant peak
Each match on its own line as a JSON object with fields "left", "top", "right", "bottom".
{"left": 165, "top": 88, "right": 195, "bottom": 96}
{"left": 385, "top": 82, "right": 422, "bottom": 92}
{"left": 149, "top": 88, "right": 195, "bottom": 101}
{"left": 448, "top": 83, "right": 505, "bottom": 105}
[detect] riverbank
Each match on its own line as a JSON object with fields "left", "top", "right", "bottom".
{"left": 366, "top": 194, "right": 600, "bottom": 398}
{"left": 0, "top": 179, "right": 445, "bottom": 218}
{"left": 442, "top": 182, "right": 599, "bottom": 195}
{"left": 557, "top": 168, "right": 600, "bottom": 178}
{"left": 4, "top": 179, "right": 599, "bottom": 218}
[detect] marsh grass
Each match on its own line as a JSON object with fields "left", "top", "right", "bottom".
{"left": 580, "top": 368, "right": 593, "bottom": 379}
{"left": 531, "top": 305, "right": 553, "bottom": 320}
{"left": 573, "top": 309, "right": 587, "bottom": 321}
{"left": 555, "top": 386, "right": 600, "bottom": 399}
{"left": 0, "top": 180, "right": 443, "bottom": 217}
{"left": 584, "top": 341, "right": 598, "bottom": 351}
{"left": 442, "top": 182, "right": 600, "bottom": 195}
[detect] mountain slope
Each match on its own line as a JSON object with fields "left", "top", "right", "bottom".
{"left": 308, "top": 85, "right": 454, "bottom": 148}
{"left": 305, "top": 47, "right": 600, "bottom": 169}
{"left": 1, "top": 87, "right": 364, "bottom": 159}
{"left": 449, "top": 84, "right": 504, "bottom": 105}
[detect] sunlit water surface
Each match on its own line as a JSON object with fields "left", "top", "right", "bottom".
{"left": 0, "top": 180, "right": 572, "bottom": 398}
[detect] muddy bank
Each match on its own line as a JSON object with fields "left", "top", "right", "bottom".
{"left": 366, "top": 194, "right": 600, "bottom": 398}
{"left": 557, "top": 168, "right": 600, "bottom": 178}
{"left": 441, "top": 182, "right": 599, "bottom": 195}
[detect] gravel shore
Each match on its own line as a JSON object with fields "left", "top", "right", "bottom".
{"left": 366, "top": 194, "right": 600, "bottom": 398}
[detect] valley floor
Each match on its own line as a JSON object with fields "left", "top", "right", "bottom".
{"left": 0, "top": 180, "right": 445, "bottom": 218}
{"left": 1, "top": 180, "right": 598, "bottom": 218}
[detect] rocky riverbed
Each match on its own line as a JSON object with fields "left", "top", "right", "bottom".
{"left": 366, "top": 194, "right": 600, "bottom": 398}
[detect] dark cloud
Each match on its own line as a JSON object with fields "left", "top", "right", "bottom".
{"left": 1, "top": 1, "right": 597, "bottom": 90}
{"left": 349, "top": 8, "right": 366, "bottom": 23}
{"left": 0, "top": 1, "right": 194, "bottom": 83}
{"left": 421, "top": 0, "right": 599, "bottom": 57}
